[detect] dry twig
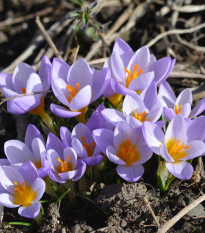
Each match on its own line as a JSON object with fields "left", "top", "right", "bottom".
{"left": 146, "top": 23, "right": 205, "bottom": 48}
{"left": 36, "top": 16, "right": 63, "bottom": 60}
{"left": 143, "top": 197, "right": 160, "bottom": 228}
{"left": 157, "top": 194, "right": 205, "bottom": 233}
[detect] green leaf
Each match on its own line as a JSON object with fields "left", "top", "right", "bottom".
{"left": 85, "top": 27, "right": 95, "bottom": 38}
{"left": 6, "top": 222, "right": 32, "bottom": 227}
{"left": 55, "top": 188, "right": 70, "bottom": 204}
{"left": 72, "top": 0, "right": 84, "bottom": 7}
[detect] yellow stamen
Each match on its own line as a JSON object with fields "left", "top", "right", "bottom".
{"left": 56, "top": 155, "right": 73, "bottom": 173}
{"left": 13, "top": 181, "right": 36, "bottom": 206}
{"left": 81, "top": 136, "right": 96, "bottom": 157}
{"left": 133, "top": 109, "right": 147, "bottom": 122}
{"left": 66, "top": 83, "right": 80, "bottom": 102}
{"left": 166, "top": 138, "right": 189, "bottom": 161}
{"left": 125, "top": 64, "right": 142, "bottom": 88}
{"left": 174, "top": 104, "right": 183, "bottom": 115}
{"left": 117, "top": 139, "right": 140, "bottom": 166}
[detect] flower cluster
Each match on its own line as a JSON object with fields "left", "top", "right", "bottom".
{"left": 0, "top": 38, "right": 205, "bottom": 219}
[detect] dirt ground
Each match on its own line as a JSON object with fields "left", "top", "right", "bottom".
{"left": 1, "top": 0, "right": 205, "bottom": 232}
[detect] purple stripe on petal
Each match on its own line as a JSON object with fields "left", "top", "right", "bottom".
{"left": 116, "top": 164, "right": 144, "bottom": 182}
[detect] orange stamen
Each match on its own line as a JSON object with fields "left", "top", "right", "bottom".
{"left": 174, "top": 104, "right": 183, "bottom": 115}
{"left": 21, "top": 88, "right": 26, "bottom": 94}
{"left": 81, "top": 136, "right": 96, "bottom": 157}
{"left": 133, "top": 110, "right": 147, "bottom": 122}
{"left": 66, "top": 83, "right": 80, "bottom": 102}
{"left": 125, "top": 64, "right": 142, "bottom": 88}
{"left": 117, "top": 139, "right": 140, "bottom": 166}
{"left": 166, "top": 138, "right": 189, "bottom": 161}
{"left": 56, "top": 155, "right": 73, "bottom": 173}
{"left": 13, "top": 181, "right": 36, "bottom": 206}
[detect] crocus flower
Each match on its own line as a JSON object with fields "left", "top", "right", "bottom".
{"left": 46, "top": 132, "right": 86, "bottom": 183}
{"left": 93, "top": 121, "right": 153, "bottom": 182}
{"left": 4, "top": 124, "right": 49, "bottom": 178}
{"left": 142, "top": 115, "right": 205, "bottom": 179}
{"left": 71, "top": 123, "right": 103, "bottom": 166}
{"left": 50, "top": 58, "right": 110, "bottom": 122}
{"left": 86, "top": 104, "right": 114, "bottom": 131}
{"left": 159, "top": 81, "right": 205, "bottom": 121}
{"left": 102, "top": 82, "right": 163, "bottom": 128}
{"left": 0, "top": 161, "right": 45, "bottom": 218}
{"left": 0, "top": 56, "right": 51, "bottom": 114}
{"left": 103, "top": 38, "right": 175, "bottom": 105}
{"left": 0, "top": 56, "right": 54, "bottom": 131}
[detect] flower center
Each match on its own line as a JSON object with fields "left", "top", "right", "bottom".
{"left": 81, "top": 136, "right": 96, "bottom": 157}
{"left": 66, "top": 83, "right": 80, "bottom": 102}
{"left": 56, "top": 155, "right": 73, "bottom": 173}
{"left": 174, "top": 104, "right": 182, "bottom": 115}
{"left": 117, "top": 139, "right": 140, "bottom": 166}
{"left": 125, "top": 64, "right": 142, "bottom": 88}
{"left": 33, "top": 160, "right": 42, "bottom": 170}
{"left": 166, "top": 138, "right": 189, "bottom": 161}
{"left": 13, "top": 181, "right": 36, "bottom": 206}
{"left": 133, "top": 109, "right": 147, "bottom": 122}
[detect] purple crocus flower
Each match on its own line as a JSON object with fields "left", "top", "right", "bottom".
{"left": 142, "top": 115, "right": 205, "bottom": 179}
{"left": 50, "top": 58, "right": 110, "bottom": 121}
{"left": 0, "top": 56, "right": 51, "bottom": 115}
{"left": 4, "top": 124, "right": 49, "bottom": 178}
{"left": 0, "top": 161, "right": 45, "bottom": 218}
{"left": 102, "top": 82, "right": 163, "bottom": 128}
{"left": 86, "top": 104, "right": 114, "bottom": 131}
{"left": 93, "top": 121, "right": 153, "bottom": 182}
{"left": 71, "top": 123, "right": 103, "bottom": 166}
{"left": 46, "top": 132, "right": 86, "bottom": 183}
{"left": 103, "top": 38, "right": 175, "bottom": 104}
{"left": 159, "top": 81, "right": 205, "bottom": 121}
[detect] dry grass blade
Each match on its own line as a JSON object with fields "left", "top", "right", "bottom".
{"left": 172, "top": 4, "right": 205, "bottom": 13}
{"left": 157, "top": 194, "right": 205, "bottom": 233}
{"left": 146, "top": 22, "right": 205, "bottom": 48}
{"left": 35, "top": 16, "right": 63, "bottom": 60}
